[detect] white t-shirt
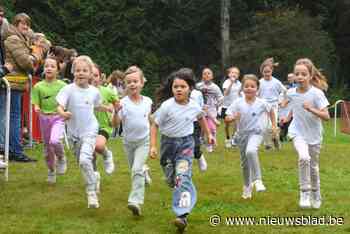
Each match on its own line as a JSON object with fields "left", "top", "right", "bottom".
{"left": 56, "top": 83, "right": 102, "bottom": 138}
{"left": 226, "top": 97, "right": 271, "bottom": 135}
{"left": 222, "top": 79, "right": 241, "bottom": 108}
{"left": 259, "top": 77, "right": 286, "bottom": 103}
{"left": 196, "top": 81, "right": 223, "bottom": 117}
{"left": 118, "top": 95, "right": 152, "bottom": 142}
{"left": 287, "top": 86, "right": 329, "bottom": 144}
{"left": 190, "top": 89, "right": 204, "bottom": 108}
{"left": 153, "top": 97, "right": 203, "bottom": 137}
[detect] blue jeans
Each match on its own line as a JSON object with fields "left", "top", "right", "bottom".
{"left": 0, "top": 89, "right": 23, "bottom": 156}
{"left": 160, "top": 135, "right": 197, "bottom": 217}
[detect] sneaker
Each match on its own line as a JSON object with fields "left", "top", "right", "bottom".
{"left": 128, "top": 203, "right": 142, "bottom": 216}
{"left": 198, "top": 155, "right": 207, "bottom": 172}
{"left": 174, "top": 216, "right": 188, "bottom": 232}
{"left": 0, "top": 160, "right": 7, "bottom": 169}
{"left": 87, "top": 191, "right": 99, "bottom": 208}
{"left": 206, "top": 145, "right": 213, "bottom": 153}
{"left": 253, "top": 180, "right": 266, "bottom": 192}
{"left": 242, "top": 184, "right": 253, "bottom": 199}
{"left": 56, "top": 157, "right": 67, "bottom": 175}
{"left": 104, "top": 150, "right": 115, "bottom": 175}
{"left": 225, "top": 139, "right": 232, "bottom": 148}
{"left": 299, "top": 191, "right": 311, "bottom": 209}
{"left": 311, "top": 191, "right": 322, "bottom": 209}
{"left": 95, "top": 171, "right": 101, "bottom": 194}
{"left": 143, "top": 165, "right": 152, "bottom": 186}
{"left": 264, "top": 145, "right": 272, "bottom": 151}
{"left": 47, "top": 170, "right": 56, "bottom": 184}
{"left": 231, "top": 137, "right": 237, "bottom": 147}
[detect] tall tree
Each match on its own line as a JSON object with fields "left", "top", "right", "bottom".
{"left": 221, "top": 0, "right": 230, "bottom": 75}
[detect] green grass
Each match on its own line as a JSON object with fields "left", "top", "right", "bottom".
{"left": 0, "top": 120, "right": 349, "bottom": 234}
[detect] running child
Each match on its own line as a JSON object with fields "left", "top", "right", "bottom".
{"left": 222, "top": 66, "right": 241, "bottom": 148}
{"left": 113, "top": 65, "right": 152, "bottom": 216}
{"left": 32, "top": 57, "right": 67, "bottom": 184}
{"left": 258, "top": 58, "right": 286, "bottom": 150}
{"left": 150, "top": 69, "right": 213, "bottom": 232}
{"left": 56, "top": 55, "right": 112, "bottom": 208}
{"left": 225, "top": 74, "right": 277, "bottom": 199}
{"left": 280, "top": 58, "right": 329, "bottom": 209}
{"left": 196, "top": 67, "right": 223, "bottom": 152}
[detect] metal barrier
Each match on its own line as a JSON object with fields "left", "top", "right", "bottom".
{"left": 1, "top": 77, "right": 11, "bottom": 181}
{"left": 333, "top": 100, "right": 344, "bottom": 137}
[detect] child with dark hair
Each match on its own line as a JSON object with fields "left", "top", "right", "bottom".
{"left": 150, "top": 68, "right": 213, "bottom": 232}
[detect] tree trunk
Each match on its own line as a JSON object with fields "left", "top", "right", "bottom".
{"left": 221, "top": 0, "right": 230, "bottom": 76}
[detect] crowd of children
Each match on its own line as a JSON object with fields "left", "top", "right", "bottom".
{"left": 0, "top": 9, "right": 332, "bottom": 233}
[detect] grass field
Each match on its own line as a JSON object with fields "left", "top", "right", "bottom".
{"left": 0, "top": 120, "right": 349, "bottom": 234}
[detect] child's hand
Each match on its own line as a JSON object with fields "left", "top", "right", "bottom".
{"left": 114, "top": 101, "right": 122, "bottom": 113}
{"left": 106, "top": 105, "right": 114, "bottom": 113}
{"left": 4, "top": 63, "right": 13, "bottom": 73}
{"left": 207, "top": 134, "right": 215, "bottom": 145}
{"left": 62, "top": 111, "right": 72, "bottom": 120}
{"left": 34, "top": 106, "right": 41, "bottom": 113}
{"left": 303, "top": 101, "right": 313, "bottom": 112}
{"left": 149, "top": 146, "right": 157, "bottom": 159}
{"left": 232, "top": 112, "right": 240, "bottom": 120}
{"left": 271, "top": 126, "right": 279, "bottom": 139}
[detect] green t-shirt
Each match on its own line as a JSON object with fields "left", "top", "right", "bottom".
{"left": 95, "top": 85, "right": 118, "bottom": 137}
{"left": 32, "top": 79, "right": 67, "bottom": 114}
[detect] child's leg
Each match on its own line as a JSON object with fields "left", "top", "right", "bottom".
{"left": 193, "top": 122, "right": 202, "bottom": 160}
{"left": 206, "top": 116, "right": 217, "bottom": 147}
{"left": 172, "top": 136, "right": 196, "bottom": 217}
{"left": 309, "top": 144, "right": 321, "bottom": 194}
{"left": 292, "top": 137, "right": 311, "bottom": 192}
{"left": 38, "top": 114, "right": 55, "bottom": 172}
{"left": 49, "top": 115, "right": 65, "bottom": 160}
{"left": 124, "top": 138, "right": 149, "bottom": 205}
{"left": 78, "top": 135, "right": 98, "bottom": 193}
{"left": 238, "top": 138, "right": 251, "bottom": 187}
{"left": 245, "top": 134, "right": 264, "bottom": 182}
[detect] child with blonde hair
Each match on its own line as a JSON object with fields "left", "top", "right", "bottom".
{"left": 258, "top": 57, "right": 286, "bottom": 150}
{"left": 222, "top": 66, "right": 241, "bottom": 148}
{"left": 56, "top": 55, "right": 113, "bottom": 208}
{"left": 225, "top": 74, "right": 277, "bottom": 199}
{"left": 113, "top": 65, "right": 152, "bottom": 216}
{"left": 280, "top": 58, "right": 329, "bottom": 209}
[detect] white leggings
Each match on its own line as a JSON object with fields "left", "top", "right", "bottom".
{"left": 292, "top": 136, "right": 321, "bottom": 192}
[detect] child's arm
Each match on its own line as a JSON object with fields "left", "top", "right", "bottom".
{"left": 33, "top": 104, "right": 41, "bottom": 113}
{"left": 57, "top": 105, "right": 72, "bottom": 120}
{"left": 149, "top": 119, "right": 158, "bottom": 159}
{"left": 111, "top": 101, "right": 122, "bottom": 127}
{"left": 95, "top": 104, "right": 114, "bottom": 113}
{"left": 223, "top": 79, "right": 235, "bottom": 96}
{"left": 303, "top": 102, "right": 330, "bottom": 121}
{"left": 224, "top": 112, "right": 240, "bottom": 123}
{"left": 198, "top": 116, "right": 214, "bottom": 144}
{"left": 269, "top": 109, "right": 278, "bottom": 130}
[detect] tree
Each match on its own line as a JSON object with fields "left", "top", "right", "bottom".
{"left": 221, "top": 0, "right": 230, "bottom": 75}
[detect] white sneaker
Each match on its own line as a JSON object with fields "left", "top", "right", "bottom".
{"left": 104, "top": 150, "right": 115, "bottom": 175}
{"left": 299, "top": 191, "right": 311, "bottom": 209}
{"left": 143, "top": 165, "right": 152, "bottom": 186}
{"left": 128, "top": 203, "right": 141, "bottom": 216}
{"left": 56, "top": 157, "right": 67, "bottom": 175}
{"left": 254, "top": 180, "right": 266, "bottom": 192}
{"left": 311, "top": 191, "right": 322, "bottom": 209}
{"left": 87, "top": 191, "right": 99, "bottom": 208}
{"left": 242, "top": 184, "right": 253, "bottom": 199}
{"left": 206, "top": 145, "right": 213, "bottom": 153}
{"left": 47, "top": 170, "right": 56, "bottom": 184}
{"left": 225, "top": 139, "right": 232, "bottom": 148}
{"left": 95, "top": 171, "right": 101, "bottom": 194}
{"left": 198, "top": 155, "right": 207, "bottom": 172}
{"left": 0, "top": 160, "right": 7, "bottom": 169}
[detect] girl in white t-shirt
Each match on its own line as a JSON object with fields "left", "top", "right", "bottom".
{"left": 225, "top": 74, "right": 277, "bottom": 199}
{"left": 150, "top": 69, "right": 213, "bottom": 232}
{"left": 280, "top": 58, "right": 329, "bottom": 209}
{"left": 222, "top": 66, "right": 241, "bottom": 148}
{"left": 114, "top": 66, "right": 152, "bottom": 217}
{"left": 258, "top": 58, "right": 286, "bottom": 150}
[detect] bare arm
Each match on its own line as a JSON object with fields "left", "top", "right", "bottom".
{"left": 149, "top": 120, "right": 159, "bottom": 159}
{"left": 303, "top": 102, "right": 330, "bottom": 121}
{"left": 57, "top": 104, "right": 72, "bottom": 120}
